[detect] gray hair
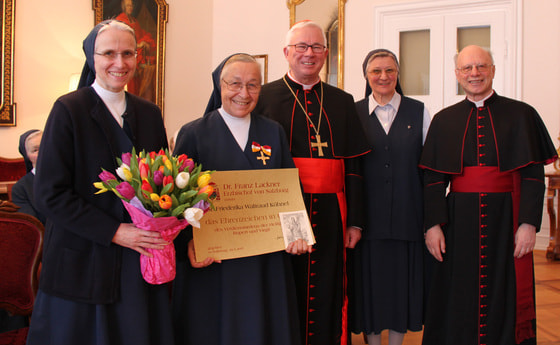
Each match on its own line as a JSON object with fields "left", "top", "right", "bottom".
{"left": 220, "top": 54, "right": 261, "bottom": 83}
{"left": 96, "top": 19, "right": 136, "bottom": 46}
{"left": 285, "top": 20, "right": 327, "bottom": 48}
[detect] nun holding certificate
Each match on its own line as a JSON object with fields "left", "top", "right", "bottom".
{"left": 172, "top": 54, "right": 310, "bottom": 345}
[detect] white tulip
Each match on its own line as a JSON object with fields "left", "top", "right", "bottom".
{"left": 116, "top": 164, "right": 132, "bottom": 181}
{"left": 175, "top": 171, "right": 190, "bottom": 189}
{"left": 184, "top": 207, "right": 204, "bottom": 228}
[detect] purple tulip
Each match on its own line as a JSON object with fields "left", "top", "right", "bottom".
{"left": 99, "top": 170, "right": 117, "bottom": 182}
{"left": 153, "top": 170, "right": 164, "bottom": 186}
{"left": 116, "top": 182, "right": 136, "bottom": 200}
{"left": 121, "top": 152, "right": 132, "bottom": 166}
{"left": 193, "top": 200, "right": 210, "bottom": 212}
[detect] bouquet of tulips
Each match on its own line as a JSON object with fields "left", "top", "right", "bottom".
{"left": 94, "top": 148, "right": 216, "bottom": 284}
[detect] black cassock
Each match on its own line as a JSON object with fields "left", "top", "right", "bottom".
{"left": 172, "top": 110, "right": 301, "bottom": 345}
{"left": 255, "top": 75, "right": 370, "bottom": 345}
{"left": 419, "top": 93, "right": 557, "bottom": 345}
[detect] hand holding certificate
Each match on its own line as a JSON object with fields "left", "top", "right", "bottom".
{"left": 193, "top": 168, "right": 314, "bottom": 261}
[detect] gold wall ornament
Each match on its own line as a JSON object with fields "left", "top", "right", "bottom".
{"left": 93, "top": 0, "right": 168, "bottom": 115}
{"left": 287, "top": 0, "right": 346, "bottom": 88}
{"left": 0, "top": 0, "right": 16, "bottom": 126}
{"left": 555, "top": 135, "right": 560, "bottom": 171}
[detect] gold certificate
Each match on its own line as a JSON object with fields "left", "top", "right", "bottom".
{"left": 193, "top": 168, "right": 313, "bottom": 261}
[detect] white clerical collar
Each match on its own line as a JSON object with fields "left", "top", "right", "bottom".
{"left": 92, "top": 80, "right": 126, "bottom": 127}
{"left": 218, "top": 107, "right": 251, "bottom": 150}
{"left": 468, "top": 90, "right": 494, "bottom": 108}
{"left": 287, "top": 71, "right": 321, "bottom": 90}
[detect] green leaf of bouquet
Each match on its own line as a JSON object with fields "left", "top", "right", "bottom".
{"left": 164, "top": 165, "right": 172, "bottom": 176}
{"left": 171, "top": 194, "right": 179, "bottom": 207}
{"left": 152, "top": 155, "right": 163, "bottom": 173}
{"left": 191, "top": 193, "right": 208, "bottom": 206}
{"left": 112, "top": 188, "right": 125, "bottom": 200}
{"left": 179, "top": 190, "right": 198, "bottom": 203}
{"left": 171, "top": 204, "right": 188, "bottom": 217}
{"left": 153, "top": 211, "right": 169, "bottom": 218}
{"left": 161, "top": 183, "right": 173, "bottom": 195}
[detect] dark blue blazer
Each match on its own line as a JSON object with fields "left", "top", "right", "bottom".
{"left": 34, "top": 87, "right": 167, "bottom": 304}
{"left": 356, "top": 96, "right": 425, "bottom": 241}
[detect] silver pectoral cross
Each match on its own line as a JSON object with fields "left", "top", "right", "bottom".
{"left": 311, "top": 134, "right": 328, "bottom": 157}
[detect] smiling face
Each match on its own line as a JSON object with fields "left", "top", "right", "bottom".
{"left": 93, "top": 27, "right": 136, "bottom": 92}
{"left": 284, "top": 25, "right": 328, "bottom": 85}
{"left": 366, "top": 56, "right": 399, "bottom": 104}
{"left": 455, "top": 45, "right": 495, "bottom": 101}
{"left": 220, "top": 61, "right": 261, "bottom": 118}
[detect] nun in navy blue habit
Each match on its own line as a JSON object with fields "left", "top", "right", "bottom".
{"left": 349, "top": 49, "right": 431, "bottom": 345}
{"left": 26, "top": 20, "right": 173, "bottom": 345}
{"left": 172, "top": 54, "right": 309, "bottom": 345}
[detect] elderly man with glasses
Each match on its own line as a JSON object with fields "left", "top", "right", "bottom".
{"left": 420, "top": 45, "right": 557, "bottom": 345}
{"left": 255, "top": 20, "right": 370, "bottom": 345}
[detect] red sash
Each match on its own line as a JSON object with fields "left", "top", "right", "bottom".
{"left": 293, "top": 157, "right": 349, "bottom": 345}
{"left": 451, "top": 166, "right": 536, "bottom": 344}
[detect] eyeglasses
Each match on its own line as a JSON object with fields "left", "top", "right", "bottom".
{"left": 368, "top": 68, "right": 398, "bottom": 77}
{"left": 287, "top": 43, "right": 326, "bottom": 53}
{"left": 456, "top": 64, "right": 493, "bottom": 74}
{"left": 222, "top": 79, "right": 261, "bottom": 94}
{"left": 95, "top": 50, "right": 137, "bottom": 60}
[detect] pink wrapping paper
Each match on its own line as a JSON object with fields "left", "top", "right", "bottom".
{"left": 122, "top": 200, "right": 189, "bottom": 284}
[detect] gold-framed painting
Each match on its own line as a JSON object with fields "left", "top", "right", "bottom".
{"left": 0, "top": 0, "right": 15, "bottom": 126}
{"left": 252, "top": 54, "right": 268, "bottom": 84}
{"left": 93, "top": 0, "right": 168, "bottom": 112}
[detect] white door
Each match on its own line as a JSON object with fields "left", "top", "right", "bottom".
{"left": 375, "top": 0, "right": 520, "bottom": 115}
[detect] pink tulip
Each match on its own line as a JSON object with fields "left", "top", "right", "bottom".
{"left": 116, "top": 182, "right": 135, "bottom": 200}
{"left": 99, "top": 170, "right": 117, "bottom": 182}
{"left": 121, "top": 152, "right": 132, "bottom": 166}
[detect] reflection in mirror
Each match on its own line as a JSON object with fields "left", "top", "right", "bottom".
{"left": 288, "top": 0, "right": 345, "bottom": 88}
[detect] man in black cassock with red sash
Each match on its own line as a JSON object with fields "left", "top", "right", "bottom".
{"left": 420, "top": 45, "right": 557, "bottom": 345}
{"left": 255, "top": 21, "right": 370, "bottom": 345}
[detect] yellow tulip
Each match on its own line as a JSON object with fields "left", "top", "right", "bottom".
{"left": 165, "top": 159, "right": 173, "bottom": 171}
{"left": 197, "top": 173, "right": 212, "bottom": 188}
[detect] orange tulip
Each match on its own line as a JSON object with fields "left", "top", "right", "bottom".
{"left": 159, "top": 195, "right": 172, "bottom": 209}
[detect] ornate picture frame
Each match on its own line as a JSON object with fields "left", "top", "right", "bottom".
{"left": 252, "top": 54, "right": 268, "bottom": 84}
{"left": 93, "top": 0, "right": 168, "bottom": 112}
{"left": 0, "top": 0, "right": 15, "bottom": 126}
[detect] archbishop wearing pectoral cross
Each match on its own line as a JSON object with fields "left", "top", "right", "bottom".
{"left": 255, "top": 20, "right": 370, "bottom": 345}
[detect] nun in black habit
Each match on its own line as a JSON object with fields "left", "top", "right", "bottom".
{"left": 11, "top": 129, "right": 46, "bottom": 224}
{"left": 26, "top": 19, "right": 172, "bottom": 345}
{"left": 172, "top": 54, "right": 309, "bottom": 345}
